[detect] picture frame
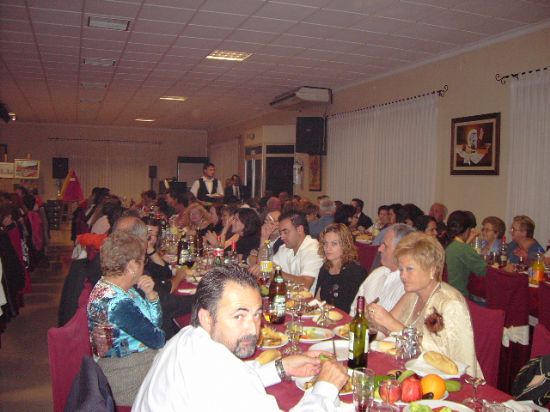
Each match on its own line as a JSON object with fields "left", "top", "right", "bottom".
{"left": 0, "top": 162, "right": 14, "bottom": 178}
{"left": 14, "top": 159, "right": 41, "bottom": 179}
{"left": 308, "top": 154, "right": 322, "bottom": 191}
{"left": 451, "top": 112, "right": 500, "bottom": 175}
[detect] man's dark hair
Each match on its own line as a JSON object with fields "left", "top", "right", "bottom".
{"left": 279, "top": 209, "right": 310, "bottom": 235}
{"left": 388, "top": 203, "right": 402, "bottom": 214}
{"left": 235, "top": 208, "right": 261, "bottom": 238}
{"left": 169, "top": 189, "right": 193, "bottom": 207}
{"left": 203, "top": 162, "right": 215, "bottom": 171}
{"left": 378, "top": 205, "right": 389, "bottom": 214}
{"left": 352, "top": 198, "right": 364, "bottom": 211}
{"left": 396, "top": 203, "right": 424, "bottom": 224}
{"left": 142, "top": 190, "right": 156, "bottom": 200}
{"left": 415, "top": 214, "right": 437, "bottom": 232}
{"left": 191, "top": 265, "right": 260, "bottom": 327}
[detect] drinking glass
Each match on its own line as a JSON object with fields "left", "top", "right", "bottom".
{"left": 293, "top": 285, "right": 309, "bottom": 322}
{"left": 379, "top": 379, "right": 401, "bottom": 411}
{"left": 482, "top": 402, "right": 513, "bottom": 412}
{"left": 284, "top": 320, "right": 303, "bottom": 355}
{"left": 352, "top": 368, "right": 375, "bottom": 412}
{"left": 463, "top": 366, "right": 486, "bottom": 412}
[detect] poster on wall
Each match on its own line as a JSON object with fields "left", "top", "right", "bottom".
{"left": 308, "top": 154, "right": 322, "bottom": 191}
{"left": 14, "top": 159, "right": 41, "bottom": 179}
{"left": 451, "top": 112, "right": 500, "bottom": 175}
{"left": 0, "top": 162, "right": 14, "bottom": 178}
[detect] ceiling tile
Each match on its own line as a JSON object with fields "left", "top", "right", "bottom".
{"left": 28, "top": 8, "right": 82, "bottom": 26}
{"left": 201, "top": 0, "right": 265, "bottom": 15}
{"left": 85, "top": 0, "right": 141, "bottom": 18}
{"left": 394, "top": 23, "right": 484, "bottom": 44}
{"left": 139, "top": 4, "right": 196, "bottom": 23}
{"left": 285, "top": 22, "right": 338, "bottom": 38}
{"left": 0, "top": 4, "right": 28, "bottom": 20}
{"left": 270, "top": 34, "right": 320, "bottom": 48}
{"left": 375, "top": 1, "right": 444, "bottom": 21}
{"left": 352, "top": 15, "right": 415, "bottom": 33}
{"left": 27, "top": 0, "right": 84, "bottom": 12}
{"left": 240, "top": 16, "right": 295, "bottom": 33}
{"left": 304, "top": 9, "right": 366, "bottom": 27}
{"left": 125, "top": 42, "right": 170, "bottom": 54}
{"left": 133, "top": 19, "right": 187, "bottom": 35}
{"left": 82, "top": 38, "right": 125, "bottom": 52}
{"left": 182, "top": 24, "right": 233, "bottom": 39}
{"left": 129, "top": 32, "right": 176, "bottom": 46}
{"left": 122, "top": 50, "right": 163, "bottom": 62}
{"left": 254, "top": 2, "right": 318, "bottom": 21}
{"left": 190, "top": 11, "right": 248, "bottom": 28}
{"left": 324, "top": 0, "right": 397, "bottom": 14}
{"left": 82, "top": 26, "right": 130, "bottom": 41}
{"left": 36, "top": 34, "right": 80, "bottom": 48}
{"left": 226, "top": 28, "right": 279, "bottom": 43}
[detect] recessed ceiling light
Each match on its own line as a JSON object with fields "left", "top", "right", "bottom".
{"left": 135, "top": 118, "right": 155, "bottom": 122}
{"left": 88, "top": 16, "right": 130, "bottom": 31}
{"left": 159, "top": 96, "right": 187, "bottom": 102}
{"left": 80, "top": 81, "right": 107, "bottom": 89}
{"left": 82, "top": 57, "right": 116, "bottom": 67}
{"left": 206, "top": 50, "right": 252, "bottom": 62}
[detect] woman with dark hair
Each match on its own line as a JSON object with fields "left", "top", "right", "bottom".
{"left": 397, "top": 203, "right": 424, "bottom": 227}
{"left": 315, "top": 223, "right": 367, "bottom": 312}
{"left": 333, "top": 204, "right": 356, "bottom": 227}
{"left": 445, "top": 210, "right": 486, "bottom": 297}
{"left": 88, "top": 231, "right": 165, "bottom": 405}
{"left": 231, "top": 208, "right": 261, "bottom": 261}
{"left": 415, "top": 215, "right": 438, "bottom": 237}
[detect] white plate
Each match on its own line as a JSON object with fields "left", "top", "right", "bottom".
{"left": 333, "top": 324, "right": 350, "bottom": 340}
{"left": 300, "top": 327, "right": 335, "bottom": 343}
{"left": 405, "top": 353, "right": 467, "bottom": 379}
{"left": 295, "top": 370, "right": 352, "bottom": 395}
{"left": 356, "top": 239, "right": 372, "bottom": 244}
{"left": 309, "top": 339, "right": 349, "bottom": 361}
{"left": 257, "top": 333, "right": 289, "bottom": 349}
{"left": 374, "top": 391, "right": 449, "bottom": 406}
{"left": 403, "top": 399, "right": 473, "bottom": 412}
{"left": 177, "top": 288, "right": 196, "bottom": 295}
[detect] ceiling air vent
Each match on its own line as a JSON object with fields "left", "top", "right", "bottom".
{"left": 270, "top": 86, "right": 332, "bottom": 110}
{"left": 88, "top": 16, "right": 130, "bottom": 31}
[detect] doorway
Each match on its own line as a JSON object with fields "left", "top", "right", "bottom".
{"left": 266, "top": 157, "right": 293, "bottom": 196}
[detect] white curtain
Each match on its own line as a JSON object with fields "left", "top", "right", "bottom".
{"left": 507, "top": 71, "right": 550, "bottom": 246}
{"left": 52, "top": 139, "right": 160, "bottom": 203}
{"left": 327, "top": 95, "right": 438, "bottom": 217}
{"left": 208, "top": 138, "right": 240, "bottom": 184}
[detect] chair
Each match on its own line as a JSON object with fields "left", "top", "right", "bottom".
{"left": 485, "top": 266, "right": 530, "bottom": 393}
{"left": 538, "top": 281, "right": 550, "bottom": 330}
{"left": 467, "top": 299, "right": 505, "bottom": 387}
{"left": 48, "top": 305, "right": 92, "bottom": 412}
{"left": 356, "top": 243, "right": 378, "bottom": 273}
{"left": 467, "top": 273, "right": 486, "bottom": 300}
{"left": 531, "top": 323, "right": 550, "bottom": 358}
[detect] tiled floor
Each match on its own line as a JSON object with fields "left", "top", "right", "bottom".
{"left": 0, "top": 227, "right": 72, "bottom": 412}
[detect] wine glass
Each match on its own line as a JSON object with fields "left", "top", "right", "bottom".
{"left": 284, "top": 320, "right": 303, "bottom": 355}
{"left": 293, "top": 285, "right": 309, "bottom": 322}
{"left": 463, "top": 366, "right": 486, "bottom": 411}
{"left": 352, "top": 368, "right": 375, "bottom": 412}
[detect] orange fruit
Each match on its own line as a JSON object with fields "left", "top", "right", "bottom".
{"left": 420, "top": 374, "right": 446, "bottom": 400}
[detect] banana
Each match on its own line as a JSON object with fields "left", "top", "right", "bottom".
{"left": 397, "top": 369, "right": 416, "bottom": 383}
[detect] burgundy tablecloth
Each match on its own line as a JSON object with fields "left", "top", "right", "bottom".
{"left": 257, "top": 313, "right": 511, "bottom": 411}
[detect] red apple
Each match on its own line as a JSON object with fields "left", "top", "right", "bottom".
{"left": 379, "top": 380, "right": 402, "bottom": 404}
{"left": 400, "top": 376, "right": 423, "bottom": 403}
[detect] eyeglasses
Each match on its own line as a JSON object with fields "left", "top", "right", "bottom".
{"left": 510, "top": 226, "right": 522, "bottom": 233}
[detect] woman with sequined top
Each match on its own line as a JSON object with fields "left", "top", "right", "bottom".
{"left": 87, "top": 231, "right": 165, "bottom": 406}
{"left": 366, "top": 232, "right": 481, "bottom": 377}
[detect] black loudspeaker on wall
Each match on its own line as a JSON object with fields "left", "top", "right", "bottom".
{"left": 295, "top": 117, "right": 326, "bottom": 155}
{"left": 52, "top": 157, "right": 69, "bottom": 179}
{"left": 149, "top": 166, "right": 157, "bottom": 179}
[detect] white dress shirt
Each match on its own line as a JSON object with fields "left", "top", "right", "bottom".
{"left": 273, "top": 235, "right": 324, "bottom": 294}
{"left": 349, "top": 266, "right": 405, "bottom": 316}
{"left": 132, "top": 326, "right": 340, "bottom": 412}
{"left": 190, "top": 176, "right": 224, "bottom": 198}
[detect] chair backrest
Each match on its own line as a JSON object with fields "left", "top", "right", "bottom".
{"left": 467, "top": 299, "right": 505, "bottom": 387}
{"left": 467, "top": 273, "right": 486, "bottom": 300}
{"left": 531, "top": 323, "right": 550, "bottom": 358}
{"left": 356, "top": 243, "right": 378, "bottom": 273}
{"left": 539, "top": 281, "right": 550, "bottom": 330}
{"left": 486, "top": 267, "right": 529, "bottom": 327}
{"left": 48, "top": 305, "right": 92, "bottom": 412}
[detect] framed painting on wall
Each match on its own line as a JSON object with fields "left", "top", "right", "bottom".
{"left": 308, "top": 154, "right": 322, "bottom": 191}
{"left": 451, "top": 112, "right": 500, "bottom": 175}
{"left": 14, "top": 159, "right": 41, "bottom": 179}
{"left": 0, "top": 162, "right": 14, "bottom": 178}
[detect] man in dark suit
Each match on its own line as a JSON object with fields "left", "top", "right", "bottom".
{"left": 224, "top": 174, "right": 247, "bottom": 203}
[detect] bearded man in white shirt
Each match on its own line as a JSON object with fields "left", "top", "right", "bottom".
{"left": 350, "top": 223, "right": 415, "bottom": 315}
{"left": 133, "top": 266, "right": 347, "bottom": 412}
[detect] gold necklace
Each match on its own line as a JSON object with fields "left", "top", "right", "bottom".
{"left": 404, "top": 282, "right": 441, "bottom": 327}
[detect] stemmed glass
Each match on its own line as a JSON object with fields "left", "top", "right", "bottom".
{"left": 463, "top": 366, "right": 486, "bottom": 411}
{"left": 293, "top": 285, "right": 309, "bottom": 322}
{"left": 284, "top": 320, "right": 303, "bottom": 355}
{"left": 352, "top": 368, "right": 375, "bottom": 412}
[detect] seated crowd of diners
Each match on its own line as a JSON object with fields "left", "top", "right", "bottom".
{"left": 3, "top": 181, "right": 548, "bottom": 410}
{"left": 0, "top": 186, "right": 49, "bottom": 339}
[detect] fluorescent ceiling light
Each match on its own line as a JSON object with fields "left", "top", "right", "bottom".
{"left": 159, "top": 96, "right": 187, "bottom": 102}
{"left": 135, "top": 118, "right": 155, "bottom": 122}
{"left": 206, "top": 50, "right": 252, "bottom": 62}
{"left": 82, "top": 58, "right": 116, "bottom": 67}
{"left": 88, "top": 16, "right": 130, "bottom": 31}
{"left": 80, "top": 81, "right": 107, "bottom": 89}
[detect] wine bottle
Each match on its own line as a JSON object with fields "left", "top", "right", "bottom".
{"left": 268, "top": 266, "right": 287, "bottom": 324}
{"left": 499, "top": 235, "right": 508, "bottom": 268}
{"left": 348, "top": 296, "right": 369, "bottom": 369}
{"left": 177, "top": 235, "right": 189, "bottom": 266}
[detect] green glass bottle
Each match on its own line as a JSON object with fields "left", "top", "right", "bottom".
{"left": 348, "top": 296, "right": 369, "bottom": 369}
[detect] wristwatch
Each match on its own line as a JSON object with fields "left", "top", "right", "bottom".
{"left": 275, "top": 358, "right": 290, "bottom": 381}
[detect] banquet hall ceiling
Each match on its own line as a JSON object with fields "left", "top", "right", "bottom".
{"left": 0, "top": 0, "right": 549, "bottom": 131}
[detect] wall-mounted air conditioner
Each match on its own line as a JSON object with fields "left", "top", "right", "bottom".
{"left": 270, "top": 86, "right": 332, "bottom": 110}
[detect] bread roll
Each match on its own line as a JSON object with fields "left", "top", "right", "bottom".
{"left": 423, "top": 351, "right": 458, "bottom": 375}
{"left": 328, "top": 311, "right": 343, "bottom": 321}
{"left": 256, "top": 349, "right": 282, "bottom": 365}
{"left": 378, "top": 341, "right": 397, "bottom": 355}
